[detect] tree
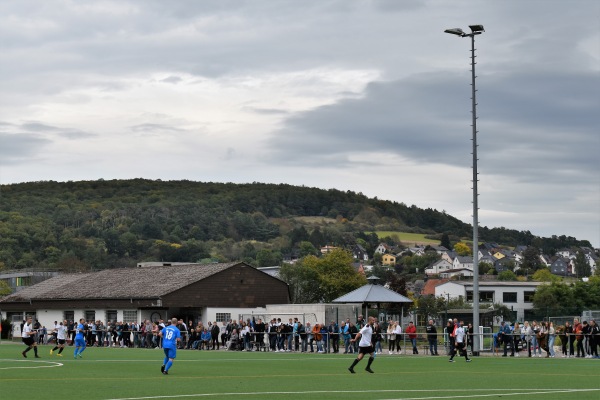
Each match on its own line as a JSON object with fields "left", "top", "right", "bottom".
{"left": 0, "top": 280, "right": 12, "bottom": 296}
{"left": 497, "top": 270, "right": 517, "bottom": 281}
{"left": 521, "top": 246, "right": 542, "bottom": 273}
{"left": 531, "top": 268, "right": 559, "bottom": 283}
{"left": 454, "top": 242, "right": 471, "bottom": 256}
{"left": 574, "top": 251, "right": 591, "bottom": 277}
{"left": 301, "top": 248, "right": 366, "bottom": 302}
{"left": 279, "top": 262, "right": 321, "bottom": 303}
{"left": 440, "top": 233, "right": 451, "bottom": 250}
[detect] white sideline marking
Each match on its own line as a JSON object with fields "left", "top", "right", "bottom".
{"left": 105, "top": 388, "right": 600, "bottom": 400}
{"left": 0, "top": 359, "right": 64, "bottom": 370}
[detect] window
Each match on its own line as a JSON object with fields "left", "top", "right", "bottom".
{"left": 106, "top": 310, "right": 117, "bottom": 323}
{"left": 64, "top": 311, "right": 74, "bottom": 322}
{"left": 467, "top": 291, "right": 494, "bottom": 302}
{"left": 123, "top": 310, "right": 137, "bottom": 323}
{"left": 503, "top": 292, "right": 517, "bottom": 303}
{"left": 524, "top": 291, "right": 535, "bottom": 303}
{"left": 85, "top": 310, "right": 95, "bottom": 322}
{"left": 216, "top": 313, "right": 230, "bottom": 323}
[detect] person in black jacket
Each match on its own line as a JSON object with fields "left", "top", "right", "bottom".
{"left": 426, "top": 319, "right": 438, "bottom": 355}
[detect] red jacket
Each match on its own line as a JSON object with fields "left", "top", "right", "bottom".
{"left": 406, "top": 324, "right": 417, "bottom": 339}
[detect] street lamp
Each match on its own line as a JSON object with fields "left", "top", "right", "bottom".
{"left": 445, "top": 24, "right": 484, "bottom": 356}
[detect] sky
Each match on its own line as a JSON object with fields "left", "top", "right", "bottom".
{"left": 0, "top": 0, "right": 599, "bottom": 247}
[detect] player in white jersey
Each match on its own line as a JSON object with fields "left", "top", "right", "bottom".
{"left": 21, "top": 316, "right": 40, "bottom": 358}
{"left": 50, "top": 320, "right": 69, "bottom": 356}
{"left": 348, "top": 316, "right": 376, "bottom": 373}
{"left": 449, "top": 320, "right": 471, "bottom": 362}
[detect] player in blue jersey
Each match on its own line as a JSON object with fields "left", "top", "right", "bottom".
{"left": 74, "top": 318, "right": 87, "bottom": 359}
{"left": 159, "top": 318, "right": 182, "bottom": 375}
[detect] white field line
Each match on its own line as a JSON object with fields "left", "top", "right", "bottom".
{"left": 105, "top": 388, "right": 600, "bottom": 400}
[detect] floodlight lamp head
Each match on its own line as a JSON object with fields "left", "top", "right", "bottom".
{"left": 444, "top": 28, "right": 465, "bottom": 36}
{"left": 469, "top": 24, "right": 485, "bottom": 33}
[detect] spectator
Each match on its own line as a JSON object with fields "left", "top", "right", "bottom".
{"left": 387, "top": 321, "right": 396, "bottom": 355}
{"left": 426, "top": 319, "right": 438, "bottom": 356}
{"left": 406, "top": 321, "right": 418, "bottom": 354}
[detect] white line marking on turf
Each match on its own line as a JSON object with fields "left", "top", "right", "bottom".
{"left": 104, "top": 388, "right": 600, "bottom": 400}
{"left": 0, "top": 359, "right": 64, "bottom": 370}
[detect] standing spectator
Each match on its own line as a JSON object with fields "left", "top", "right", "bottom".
{"left": 522, "top": 321, "right": 532, "bottom": 357}
{"left": 211, "top": 321, "right": 221, "bottom": 350}
{"left": 301, "top": 321, "right": 310, "bottom": 353}
{"left": 97, "top": 320, "right": 105, "bottom": 347}
{"left": 373, "top": 321, "right": 383, "bottom": 354}
{"left": 348, "top": 322, "right": 358, "bottom": 354}
{"left": 588, "top": 319, "right": 599, "bottom": 359}
{"left": 341, "top": 321, "right": 351, "bottom": 354}
{"left": 328, "top": 320, "right": 339, "bottom": 353}
{"left": 312, "top": 323, "right": 323, "bottom": 353}
{"left": 466, "top": 323, "right": 474, "bottom": 354}
{"left": 387, "top": 321, "right": 396, "bottom": 355}
{"left": 531, "top": 321, "right": 542, "bottom": 357}
{"left": 405, "top": 321, "right": 418, "bottom": 354}
{"left": 446, "top": 319, "right": 455, "bottom": 354}
{"left": 548, "top": 321, "right": 556, "bottom": 358}
{"left": 426, "top": 319, "right": 438, "bottom": 356}
{"left": 394, "top": 320, "right": 403, "bottom": 353}
{"left": 573, "top": 318, "right": 585, "bottom": 357}
{"left": 319, "top": 323, "right": 329, "bottom": 353}
{"left": 565, "top": 321, "right": 574, "bottom": 357}
{"left": 582, "top": 321, "right": 591, "bottom": 358}
{"left": 538, "top": 321, "right": 549, "bottom": 357}
{"left": 512, "top": 322, "right": 521, "bottom": 356}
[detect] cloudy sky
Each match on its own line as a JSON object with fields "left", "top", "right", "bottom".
{"left": 1, "top": 0, "right": 598, "bottom": 247}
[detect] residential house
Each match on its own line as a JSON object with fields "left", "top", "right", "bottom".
{"left": 382, "top": 253, "right": 397, "bottom": 266}
{"left": 352, "top": 244, "right": 369, "bottom": 261}
{"left": 435, "top": 280, "right": 544, "bottom": 321}
{"left": 440, "top": 268, "right": 474, "bottom": 279}
{"left": 374, "top": 243, "right": 391, "bottom": 255}
{"left": 320, "top": 245, "right": 338, "bottom": 254}
{"left": 453, "top": 256, "right": 474, "bottom": 271}
{"left": 550, "top": 257, "right": 571, "bottom": 276}
{"left": 441, "top": 251, "right": 457, "bottom": 264}
{"left": 425, "top": 259, "right": 453, "bottom": 276}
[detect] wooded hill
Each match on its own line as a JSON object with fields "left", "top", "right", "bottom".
{"left": 0, "top": 179, "right": 591, "bottom": 271}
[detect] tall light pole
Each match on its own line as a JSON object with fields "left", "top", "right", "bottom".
{"left": 445, "top": 24, "right": 484, "bottom": 356}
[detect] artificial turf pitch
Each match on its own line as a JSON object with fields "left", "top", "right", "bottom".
{"left": 1, "top": 343, "right": 598, "bottom": 400}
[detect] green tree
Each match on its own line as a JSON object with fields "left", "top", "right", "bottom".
{"left": 497, "top": 270, "right": 517, "bottom": 281}
{"left": 521, "top": 246, "right": 542, "bottom": 273}
{"left": 574, "top": 251, "right": 591, "bottom": 277}
{"left": 302, "top": 248, "right": 366, "bottom": 302}
{"left": 279, "top": 262, "right": 321, "bottom": 303}
{"left": 298, "top": 241, "right": 318, "bottom": 258}
{"left": 440, "top": 233, "right": 451, "bottom": 250}
{"left": 531, "top": 268, "right": 559, "bottom": 282}
{"left": 0, "top": 280, "right": 12, "bottom": 296}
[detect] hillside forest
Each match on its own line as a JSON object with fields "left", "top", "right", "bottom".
{"left": 0, "top": 179, "right": 591, "bottom": 274}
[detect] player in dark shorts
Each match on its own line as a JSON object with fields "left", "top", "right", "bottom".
{"left": 22, "top": 316, "right": 40, "bottom": 358}
{"left": 348, "top": 316, "right": 376, "bottom": 373}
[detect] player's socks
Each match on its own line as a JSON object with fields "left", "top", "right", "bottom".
{"left": 349, "top": 358, "right": 359, "bottom": 370}
{"left": 58, "top": 348, "right": 64, "bottom": 354}
{"left": 165, "top": 360, "right": 173, "bottom": 372}
{"left": 163, "top": 357, "right": 169, "bottom": 366}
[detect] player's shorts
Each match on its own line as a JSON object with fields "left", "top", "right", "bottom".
{"left": 58, "top": 339, "right": 66, "bottom": 345}
{"left": 163, "top": 347, "right": 177, "bottom": 359}
{"left": 75, "top": 338, "right": 86, "bottom": 347}
{"left": 22, "top": 336, "right": 34, "bottom": 346}
{"left": 358, "top": 345, "right": 374, "bottom": 355}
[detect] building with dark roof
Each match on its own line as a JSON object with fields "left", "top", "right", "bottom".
{"left": 1, "top": 262, "right": 289, "bottom": 337}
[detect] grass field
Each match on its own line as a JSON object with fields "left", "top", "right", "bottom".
{"left": 372, "top": 232, "right": 440, "bottom": 246}
{"left": 1, "top": 343, "right": 599, "bottom": 400}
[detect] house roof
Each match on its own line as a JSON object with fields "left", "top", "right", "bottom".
{"left": 436, "top": 280, "right": 544, "bottom": 288}
{"left": 0, "top": 262, "right": 243, "bottom": 302}
{"left": 332, "top": 284, "right": 412, "bottom": 304}
{"left": 422, "top": 279, "right": 449, "bottom": 295}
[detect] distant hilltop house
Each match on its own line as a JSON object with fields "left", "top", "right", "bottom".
{"left": 320, "top": 245, "right": 339, "bottom": 254}
{"left": 352, "top": 244, "right": 369, "bottom": 261}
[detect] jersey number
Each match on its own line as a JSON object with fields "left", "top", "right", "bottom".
{"left": 165, "top": 330, "right": 174, "bottom": 340}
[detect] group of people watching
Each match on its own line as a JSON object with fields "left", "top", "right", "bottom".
{"left": 494, "top": 318, "right": 599, "bottom": 359}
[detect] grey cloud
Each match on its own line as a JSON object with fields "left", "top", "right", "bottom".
{"left": 131, "top": 123, "right": 186, "bottom": 134}
{"left": 243, "top": 107, "right": 289, "bottom": 115}
{"left": 160, "top": 76, "right": 183, "bottom": 84}
{"left": 265, "top": 65, "right": 599, "bottom": 185}
{"left": 0, "top": 132, "right": 51, "bottom": 165}
{"left": 21, "top": 122, "right": 96, "bottom": 139}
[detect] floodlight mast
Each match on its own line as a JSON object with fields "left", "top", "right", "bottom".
{"left": 445, "top": 24, "right": 484, "bottom": 356}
